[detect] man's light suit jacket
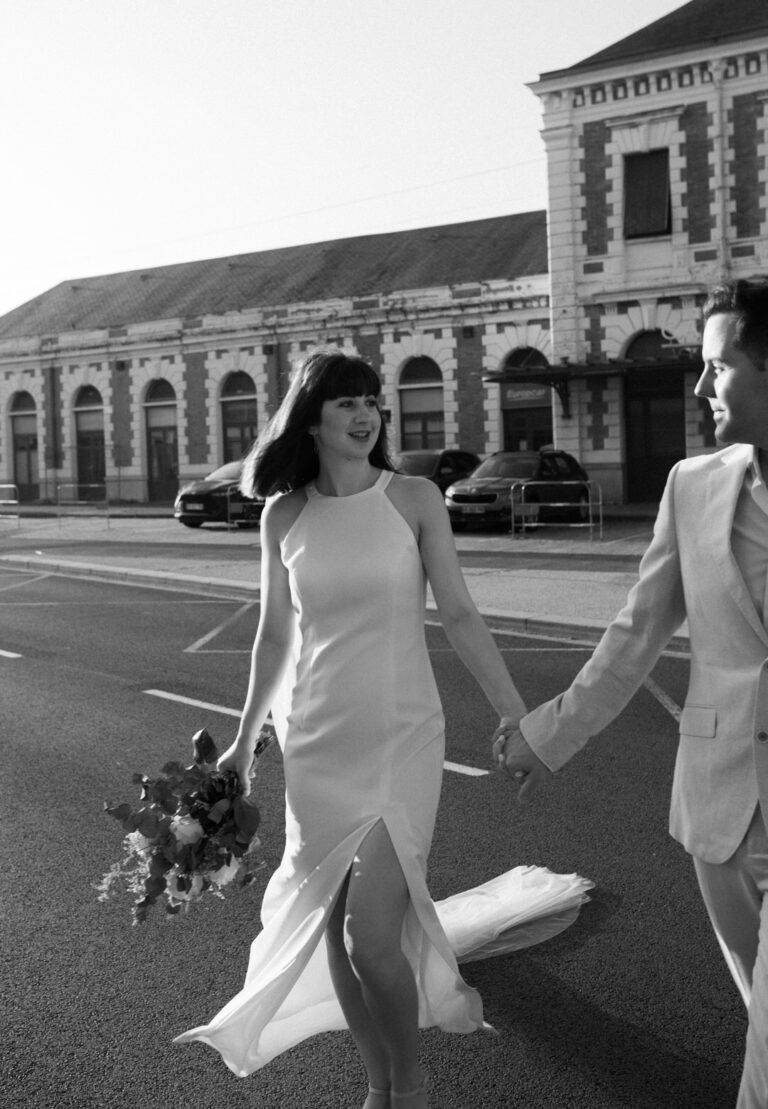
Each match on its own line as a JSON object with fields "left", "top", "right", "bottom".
{"left": 520, "top": 442, "right": 768, "bottom": 864}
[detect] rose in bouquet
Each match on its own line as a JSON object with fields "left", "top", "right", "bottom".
{"left": 96, "top": 727, "right": 272, "bottom": 924}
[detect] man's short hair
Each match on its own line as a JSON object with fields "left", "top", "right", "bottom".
{"left": 703, "top": 279, "right": 768, "bottom": 366}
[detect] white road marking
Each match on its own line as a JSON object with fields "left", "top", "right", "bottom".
{"left": 0, "top": 648, "right": 22, "bottom": 658}
{"left": 144, "top": 689, "right": 242, "bottom": 718}
{"left": 444, "top": 759, "right": 489, "bottom": 777}
{"left": 144, "top": 689, "right": 489, "bottom": 777}
{"left": 0, "top": 573, "right": 51, "bottom": 593}
{"left": 184, "top": 601, "right": 256, "bottom": 653}
{"left": 643, "top": 676, "right": 682, "bottom": 722}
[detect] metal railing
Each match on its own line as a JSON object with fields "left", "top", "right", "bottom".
{"left": 224, "top": 486, "right": 263, "bottom": 530}
{"left": 510, "top": 480, "right": 603, "bottom": 540}
{"left": 0, "top": 483, "right": 20, "bottom": 528}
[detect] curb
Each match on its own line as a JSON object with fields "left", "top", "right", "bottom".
{"left": 0, "top": 553, "right": 690, "bottom": 655}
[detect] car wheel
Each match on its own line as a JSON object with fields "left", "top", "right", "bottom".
{"left": 181, "top": 519, "right": 204, "bottom": 528}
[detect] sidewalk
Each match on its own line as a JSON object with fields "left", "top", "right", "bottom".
{"left": 0, "top": 512, "right": 686, "bottom": 648}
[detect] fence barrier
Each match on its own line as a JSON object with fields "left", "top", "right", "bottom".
{"left": 510, "top": 480, "right": 603, "bottom": 541}
{"left": 0, "top": 483, "right": 20, "bottom": 528}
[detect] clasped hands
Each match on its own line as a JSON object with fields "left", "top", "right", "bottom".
{"left": 491, "top": 718, "right": 551, "bottom": 800}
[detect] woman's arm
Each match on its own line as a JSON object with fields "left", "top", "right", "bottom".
{"left": 412, "top": 479, "right": 528, "bottom": 730}
{"left": 217, "top": 496, "right": 297, "bottom": 794}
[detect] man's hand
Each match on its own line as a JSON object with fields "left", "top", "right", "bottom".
{"left": 491, "top": 724, "right": 551, "bottom": 801}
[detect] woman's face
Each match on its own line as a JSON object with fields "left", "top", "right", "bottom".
{"left": 312, "top": 394, "right": 382, "bottom": 461}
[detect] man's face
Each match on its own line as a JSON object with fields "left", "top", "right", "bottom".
{"left": 695, "top": 312, "right": 768, "bottom": 449}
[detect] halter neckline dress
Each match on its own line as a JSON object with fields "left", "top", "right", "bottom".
{"left": 174, "top": 469, "right": 593, "bottom": 1076}
{"left": 175, "top": 470, "right": 485, "bottom": 1075}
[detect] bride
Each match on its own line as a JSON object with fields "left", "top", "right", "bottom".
{"left": 173, "top": 349, "right": 591, "bottom": 1108}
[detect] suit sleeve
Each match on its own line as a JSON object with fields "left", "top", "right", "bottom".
{"left": 519, "top": 464, "right": 687, "bottom": 771}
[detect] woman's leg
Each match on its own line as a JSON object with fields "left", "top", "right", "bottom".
{"left": 325, "top": 820, "right": 427, "bottom": 1104}
{"left": 326, "top": 872, "right": 393, "bottom": 1102}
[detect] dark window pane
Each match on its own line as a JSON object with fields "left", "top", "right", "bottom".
{"left": 624, "top": 149, "right": 671, "bottom": 238}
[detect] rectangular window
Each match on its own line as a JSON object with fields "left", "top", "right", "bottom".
{"left": 624, "top": 149, "right": 671, "bottom": 238}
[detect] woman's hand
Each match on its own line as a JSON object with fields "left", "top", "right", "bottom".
{"left": 491, "top": 719, "right": 551, "bottom": 801}
{"left": 217, "top": 738, "right": 255, "bottom": 797}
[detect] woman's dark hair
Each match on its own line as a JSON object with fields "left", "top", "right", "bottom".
{"left": 703, "top": 279, "right": 768, "bottom": 368}
{"left": 241, "top": 348, "right": 395, "bottom": 497}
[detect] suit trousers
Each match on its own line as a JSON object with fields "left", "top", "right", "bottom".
{"left": 693, "top": 805, "right": 768, "bottom": 1109}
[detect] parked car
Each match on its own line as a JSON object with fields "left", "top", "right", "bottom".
{"left": 396, "top": 449, "right": 482, "bottom": 492}
{"left": 174, "top": 462, "right": 264, "bottom": 528}
{"left": 445, "top": 449, "right": 590, "bottom": 529}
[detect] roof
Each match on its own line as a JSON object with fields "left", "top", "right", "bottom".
{"left": 0, "top": 211, "right": 547, "bottom": 341}
{"left": 540, "top": 0, "right": 768, "bottom": 80}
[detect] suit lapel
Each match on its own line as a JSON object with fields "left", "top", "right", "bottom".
{"left": 707, "top": 445, "right": 768, "bottom": 646}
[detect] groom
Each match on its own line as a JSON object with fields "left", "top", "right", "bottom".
{"left": 497, "top": 278, "right": 768, "bottom": 1109}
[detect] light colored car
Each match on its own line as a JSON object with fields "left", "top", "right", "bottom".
{"left": 445, "top": 449, "right": 590, "bottom": 529}
{"left": 397, "top": 448, "right": 481, "bottom": 492}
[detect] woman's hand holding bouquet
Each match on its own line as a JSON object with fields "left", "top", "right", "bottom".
{"left": 97, "top": 727, "right": 273, "bottom": 923}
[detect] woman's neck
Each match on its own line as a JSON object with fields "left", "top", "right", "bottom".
{"left": 314, "top": 458, "right": 379, "bottom": 498}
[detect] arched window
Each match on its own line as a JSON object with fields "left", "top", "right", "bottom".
{"left": 145, "top": 378, "right": 176, "bottom": 402}
{"left": 10, "top": 391, "right": 39, "bottom": 501}
{"left": 625, "top": 329, "right": 688, "bottom": 362}
{"left": 221, "top": 371, "right": 258, "bottom": 462}
{"left": 398, "top": 357, "right": 444, "bottom": 450}
{"left": 74, "top": 385, "right": 105, "bottom": 499}
{"left": 144, "top": 379, "right": 178, "bottom": 502}
{"left": 504, "top": 346, "right": 550, "bottom": 371}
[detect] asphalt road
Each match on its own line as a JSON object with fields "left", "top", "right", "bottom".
{"left": 0, "top": 567, "right": 745, "bottom": 1109}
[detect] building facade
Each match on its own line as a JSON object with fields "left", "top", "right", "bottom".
{"left": 1, "top": 0, "right": 767, "bottom": 507}
{"left": 521, "top": 0, "right": 768, "bottom": 502}
{"left": 0, "top": 216, "right": 553, "bottom": 504}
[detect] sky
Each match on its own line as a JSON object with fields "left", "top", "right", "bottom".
{"left": 1, "top": 0, "right": 688, "bottom": 319}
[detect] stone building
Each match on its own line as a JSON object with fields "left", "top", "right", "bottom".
{"left": 522, "top": 0, "right": 768, "bottom": 501}
{"left": 0, "top": 213, "right": 548, "bottom": 504}
{"left": 1, "top": 0, "right": 767, "bottom": 506}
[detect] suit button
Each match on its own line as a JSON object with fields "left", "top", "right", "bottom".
{"left": 758, "top": 731, "right": 768, "bottom": 743}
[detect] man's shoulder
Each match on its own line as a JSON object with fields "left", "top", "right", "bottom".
{"left": 673, "top": 442, "right": 750, "bottom": 478}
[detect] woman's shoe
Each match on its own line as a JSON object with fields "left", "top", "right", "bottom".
{"left": 390, "top": 1081, "right": 427, "bottom": 1107}
{"left": 363, "top": 1085, "right": 391, "bottom": 1109}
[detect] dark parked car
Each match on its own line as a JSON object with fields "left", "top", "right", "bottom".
{"left": 174, "top": 462, "right": 264, "bottom": 528}
{"left": 396, "top": 449, "right": 481, "bottom": 492}
{"left": 444, "top": 449, "right": 590, "bottom": 529}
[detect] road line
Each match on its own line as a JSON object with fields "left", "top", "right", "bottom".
{"left": 0, "top": 648, "right": 22, "bottom": 658}
{"left": 144, "top": 689, "right": 242, "bottom": 717}
{"left": 444, "top": 759, "right": 489, "bottom": 777}
{"left": 184, "top": 601, "right": 256, "bottom": 653}
{"left": 144, "top": 689, "right": 489, "bottom": 777}
{"left": 0, "top": 573, "right": 51, "bottom": 593}
{"left": 643, "top": 676, "right": 682, "bottom": 722}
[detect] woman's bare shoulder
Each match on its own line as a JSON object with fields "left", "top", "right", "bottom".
{"left": 387, "top": 472, "right": 444, "bottom": 510}
{"left": 261, "top": 488, "right": 309, "bottom": 543}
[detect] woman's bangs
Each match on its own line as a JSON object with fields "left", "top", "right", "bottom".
{"left": 322, "top": 358, "right": 381, "bottom": 400}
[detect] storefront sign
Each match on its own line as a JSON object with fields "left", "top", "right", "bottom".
{"left": 501, "top": 383, "right": 550, "bottom": 408}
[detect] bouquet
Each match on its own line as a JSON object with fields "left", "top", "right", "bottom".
{"left": 96, "top": 727, "right": 272, "bottom": 924}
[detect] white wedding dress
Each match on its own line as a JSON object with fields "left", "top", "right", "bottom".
{"left": 174, "top": 471, "right": 592, "bottom": 1076}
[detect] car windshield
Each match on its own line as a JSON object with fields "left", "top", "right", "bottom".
{"left": 205, "top": 462, "right": 242, "bottom": 482}
{"left": 397, "top": 453, "right": 436, "bottom": 476}
{"left": 471, "top": 456, "right": 538, "bottom": 479}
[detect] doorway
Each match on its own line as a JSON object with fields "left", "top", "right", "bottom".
{"left": 624, "top": 366, "right": 686, "bottom": 501}
{"left": 11, "top": 391, "right": 39, "bottom": 500}
{"left": 144, "top": 380, "right": 179, "bottom": 502}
